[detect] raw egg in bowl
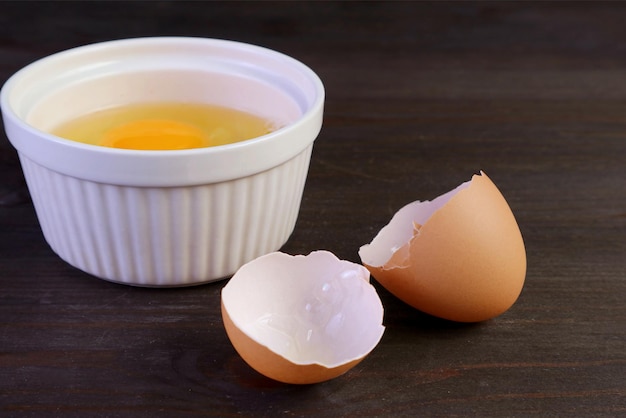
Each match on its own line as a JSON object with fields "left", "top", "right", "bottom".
{"left": 0, "top": 37, "right": 324, "bottom": 286}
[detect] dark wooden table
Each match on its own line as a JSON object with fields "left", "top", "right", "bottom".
{"left": 1, "top": 2, "right": 624, "bottom": 417}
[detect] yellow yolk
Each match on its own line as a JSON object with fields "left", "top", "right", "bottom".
{"left": 101, "top": 119, "right": 206, "bottom": 150}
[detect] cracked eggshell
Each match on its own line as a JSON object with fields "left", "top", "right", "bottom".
{"left": 359, "top": 171, "right": 526, "bottom": 323}
{"left": 221, "top": 250, "right": 385, "bottom": 384}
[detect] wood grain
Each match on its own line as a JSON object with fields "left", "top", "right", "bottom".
{"left": 1, "top": 2, "right": 624, "bottom": 417}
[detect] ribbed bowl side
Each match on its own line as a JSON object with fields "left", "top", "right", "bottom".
{"left": 18, "top": 145, "right": 312, "bottom": 287}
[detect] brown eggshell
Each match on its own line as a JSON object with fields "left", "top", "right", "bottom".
{"left": 221, "top": 251, "right": 385, "bottom": 384}
{"left": 221, "top": 300, "right": 362, "bottom": 384}
{"left": 359, "top": 172, "right": 526, "bottom": 322}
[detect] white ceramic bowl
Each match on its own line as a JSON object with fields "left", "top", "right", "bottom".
{"left": 1, "top": 37, "right": 324, "bottom": 286}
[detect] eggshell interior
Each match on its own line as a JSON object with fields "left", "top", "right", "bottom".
{"left": 359, "top": 171, "right": 526, "bottom": 322}
{"left": 221, "top": 250, "right": 385, "bottom": 384}
{"left": 358, "top": 181, "right": 470, "bottom": 268}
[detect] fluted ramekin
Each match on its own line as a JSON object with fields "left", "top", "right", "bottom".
{"left": 1, "top": 37, "right": 324, "bottom": 286}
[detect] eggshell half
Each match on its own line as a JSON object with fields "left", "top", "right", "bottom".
{"left": 221, "top": 250, "right": 385, "bottom": 384}
{"left": 359, "top": 171, "right": 526, "bottom": 322}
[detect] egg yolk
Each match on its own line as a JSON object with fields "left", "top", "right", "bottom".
{"left": 101, "top": 119, "right": 206, "bottom": 150}
{"left": 51, "top": 102, "right": 279, "bottom": 150}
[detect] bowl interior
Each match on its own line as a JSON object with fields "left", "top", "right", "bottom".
{"left": 14, "top": 43, "right": 307, "bottom": 134}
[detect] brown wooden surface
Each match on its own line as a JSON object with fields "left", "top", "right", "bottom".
{"left": 1, "top": 2, "right": 624, "bottom": 417}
